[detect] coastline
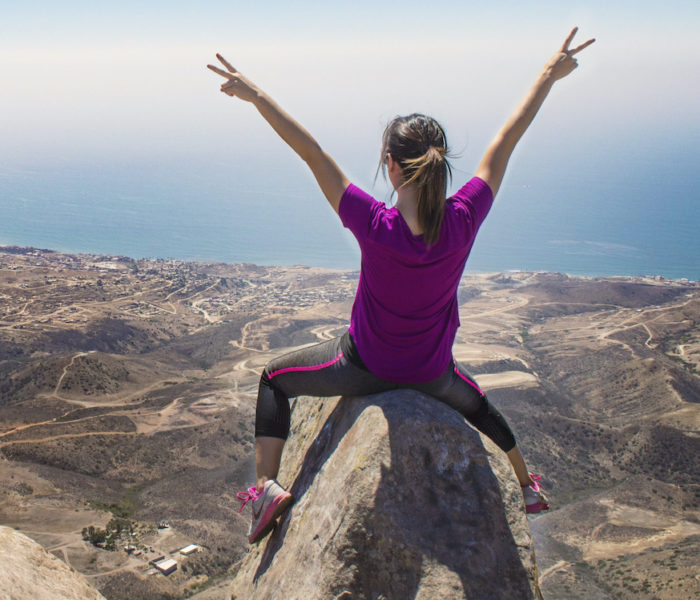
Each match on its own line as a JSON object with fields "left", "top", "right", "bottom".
{"left": 2, "top": 244, "right": 697, "bottom": 286}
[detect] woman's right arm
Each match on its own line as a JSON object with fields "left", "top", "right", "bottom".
{"left": 208, "top": 55, "right": 349, "bottom": 214}
{"left": 475, "top": 27, "right": 595, "bottom": 198}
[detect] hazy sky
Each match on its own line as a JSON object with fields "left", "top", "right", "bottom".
{"left": 3, "top": 0, "right": 699, "bottom": 176}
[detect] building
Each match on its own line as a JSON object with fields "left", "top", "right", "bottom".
{"left": 179, "top": 544, "right": 199, "bottom": 556}
{"left": 154, "top": 558, "right": 177, "bottom": 576}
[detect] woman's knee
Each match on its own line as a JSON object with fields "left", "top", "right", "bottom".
{"left": 255, "top": 368, "right": 290, "bottom": 440}
{"left": 260, "top": 356, "right": 289, "bottom": 392}
{"left": 262, "top": 357, "right": 281, "bottom": 382}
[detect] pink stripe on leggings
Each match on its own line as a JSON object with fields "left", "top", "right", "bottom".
{"left": 453, "top": 360, "right": 485, "bottom": 396}
{"left": 268, "top": 352, "right": 344, "bottom": 380}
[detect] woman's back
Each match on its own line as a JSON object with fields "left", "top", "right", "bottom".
{"left": 339, "top": 177, "right": 493, "bottom": 383}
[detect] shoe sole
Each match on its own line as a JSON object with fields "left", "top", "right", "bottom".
{"left": 249, "top": 492, "right": 295, "bottom": 544}
{"left": 526, "top": 501, "right": 550, "bottom": 514}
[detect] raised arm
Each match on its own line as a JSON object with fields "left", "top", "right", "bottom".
{"left": 208, "top": 55, "right": 349, "bottom": 214}
{"left": 475, "top": 27, "right": 595, "bottom": 197}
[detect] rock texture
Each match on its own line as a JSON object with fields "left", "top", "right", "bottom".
{"left": 0, "top": 526, "right": 106, "bottom": 600}
{"left": 230, "top": 390, "right": 542, "bottom": 600}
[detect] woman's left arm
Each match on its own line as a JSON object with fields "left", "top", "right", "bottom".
{"left": 208, "top": 55, "right": 349, "bottom": 214}
{"left": 475, "top": 28, "right": 595, "bottom": 198}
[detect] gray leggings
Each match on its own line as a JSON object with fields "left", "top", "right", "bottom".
{"left": 255, "top": 333, "right": 516, "bottom": 452}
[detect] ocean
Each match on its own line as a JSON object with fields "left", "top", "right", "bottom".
{"left": 1, "top": 154, "right": 698, "bottom": 280}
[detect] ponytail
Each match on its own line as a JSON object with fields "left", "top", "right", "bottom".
{"left": 378, "top": 114, "right": 452, "bottom": 247}
{"left": 401, "top": 146, "right": 451, "bottom": 246}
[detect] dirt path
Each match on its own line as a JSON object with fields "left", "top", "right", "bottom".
{"left": 83, "top": 557, "right": 144, "bottom": 579}
{"left": 310, "top": 324, "right": 339, "bottom": 341}
{"left": 20, "top": 528, "right": 84, "bottom": 569}
{"left": 538, "top": 560, "right": 570, "bottom": 584}
{"left": 53, "top": 351, "right": 94, "bottom": 397}
{"left": 135, "top": 397, "right": 205, "bottom": 435}
{"left": 460, "top": 294, "right": 530, "bottom": 320}
{"left": 477, "top": 371, "right": 538, "bottom": 391}
{"left": 191, "top": 299, "right": 214, "bottom": 323}
{"left": 17, "top": 300, "right": 33, "bottom": 316}
{"left": 2, "top": 394, "right": 199, "bottom": 440}
{"left": 583, "top": 501, "right": 700, "bottom": 561}
{"left": 1, "top": 413, "right": 111, "bottom": 439}
{"left": 237, "top": 320, "right": 257, "bottom": 350}
{"left": 189, "top": 281, "right": 222, "bottom": 324}
{"left": 47, "top": 377, "right": 189, "bottom": 409}
{"left": 231, "top": 358, "right": 263, "bottom": 378}
{"left": 0, "top": 430, "right": 134, "bottom": 449}
{"left": 598, "top": 322, "right": 643, "bottom": 357}
{"left": 596, "top": 297, "right": 697, "bottom": 355}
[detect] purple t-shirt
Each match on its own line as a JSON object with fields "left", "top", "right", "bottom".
{"left": 339, "top": 177, "right": 493, "bottom": 383}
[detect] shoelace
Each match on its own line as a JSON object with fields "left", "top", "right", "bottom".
{"left": 523, "top": 473, "right": 545, "bottom": 492}
{"left": 237, "top": 485, "right": 263, "bottom": 513}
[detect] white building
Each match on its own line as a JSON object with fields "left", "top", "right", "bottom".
{"left": 154, "top": 558, "right": 177, "bottom": 576}
{"left": 180, "top": 544, "right": 199, "bottom": 556}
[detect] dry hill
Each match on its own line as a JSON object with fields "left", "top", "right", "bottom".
{"left": 0, "top": 247, "right": 698, "bottom": 599}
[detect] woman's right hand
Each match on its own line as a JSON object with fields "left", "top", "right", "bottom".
{"left": 543, "top": 27, "right": 595, "bottom": 81}
{"left": 206, "top": 52, "right": 349, "bottom": 214}
{"left": 207, "top": 54, "right": 260, "bottom": 103}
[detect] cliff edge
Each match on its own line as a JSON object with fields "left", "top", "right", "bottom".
{"left": 229, "top": 390, "right": 542, "bottom": 600}
{"left": 0, "top": 526, "right": 106, "bottom": 600}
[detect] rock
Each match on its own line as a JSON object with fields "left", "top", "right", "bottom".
{"left": 230, "top": 390, "right": 542, "bottom": 599}
{"left": 0, "top": 526, "right": 106, "bottom": 600}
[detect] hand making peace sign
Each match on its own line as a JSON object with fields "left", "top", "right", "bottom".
{"left": 207, "top": 54, "right": 260, "bottom": 103}
{"left": 544, "top": 27, "right": 596, "bottom": 80}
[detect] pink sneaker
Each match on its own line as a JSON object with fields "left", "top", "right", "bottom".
{"left": 522, "top": 473, "right": 549, "bottom": 514}
{"left": 237, "top": 479, "right": 294, "bottom": 544}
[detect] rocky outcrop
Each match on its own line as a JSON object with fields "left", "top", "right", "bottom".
{"left": 230, "top": 390, "right": 542, "bottom": 600}
{"left": 0, "top": 526, "right": 106, "bottom": 600}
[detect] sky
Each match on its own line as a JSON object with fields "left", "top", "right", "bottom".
{"left": 3, "top": 1, "right": 699, "bottom": 167}
{"left": 1, "top": 1, "right": 699, "bottom": 276}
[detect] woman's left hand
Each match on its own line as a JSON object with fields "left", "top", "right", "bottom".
{"left": 543, "top": 27, "right": 595, "bottom": 81}
{"left": 207, "top": 54, "right": 260, "bottom": 103}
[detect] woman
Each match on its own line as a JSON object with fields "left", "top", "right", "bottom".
{"left": 208, "top": 27, "right": 595, "bottom": 544}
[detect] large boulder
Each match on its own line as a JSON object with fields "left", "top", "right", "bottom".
{"left": 230, "top": 390, "right": 542, "bottom": 600}
{"left": 0, "top": 526, "right": 106, "bottom": 600}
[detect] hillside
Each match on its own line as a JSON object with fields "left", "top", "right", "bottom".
{"left": 0, "top": 247, "right": 698, "bottom": 599}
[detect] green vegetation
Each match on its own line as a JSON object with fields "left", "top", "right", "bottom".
{"left": 520, "top": 328, "right": 530, "bottom": 342}
{"left": 81, "top": 518, "right": 133, "bottom": 551}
